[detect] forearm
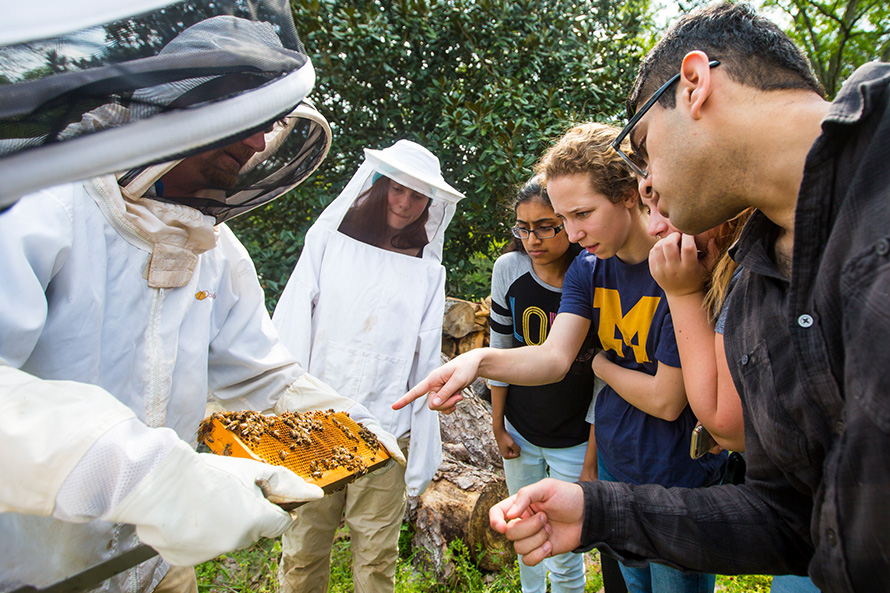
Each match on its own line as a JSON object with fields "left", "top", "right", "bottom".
{"left": 666, "top": 291, "right": 719, "bottom": 416}
{"left": 712, "top": 335, "right": 745, "bottom": 450}
{"left": 594, "top": 357, "right": 686, "bottom": 420}
{"left": 490, "top": 384, "right": 508, "bottom": 430}
{"left": 667, "top": 292, "right": 743, "bottom": 448}
{"left": 477, "top": 344, "right": 571, "bottom": 386}
{"left": 576, "top": 479, "right": 812, "bottom": 576}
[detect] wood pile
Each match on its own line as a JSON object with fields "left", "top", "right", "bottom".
{"left": 441, "top": 296, "right": 492, "bottom": 359}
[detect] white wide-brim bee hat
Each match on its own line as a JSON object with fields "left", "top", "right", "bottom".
{"left": 0, "top": 0, "right": 331, "bottom": 219}
{"left": 312, "top": 140, "right": 465, "bottom": 262}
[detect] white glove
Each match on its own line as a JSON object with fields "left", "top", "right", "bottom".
{"left": 106, "top": 441, "right": 323, "bottom": 566}
{"left": 274, "top": 373, "right": 407, "bottom": 467}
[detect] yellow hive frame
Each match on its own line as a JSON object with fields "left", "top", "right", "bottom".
{"left": 199, "top": 411, "right": 391, "bottom": 508}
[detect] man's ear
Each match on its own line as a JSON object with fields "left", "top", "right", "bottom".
{"left": 679, "top": 50, "right": 713, "bottom": 120}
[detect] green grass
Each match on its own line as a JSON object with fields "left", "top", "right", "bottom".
{"left": 196, "top": 523, "right": 775, "bottom": 592}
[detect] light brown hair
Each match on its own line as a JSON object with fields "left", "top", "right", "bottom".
{"left": 534, "top": 122, "right": 640, "bottom": 206}
{"left": 704, "top": 208, "right": 754, "bottom": 320}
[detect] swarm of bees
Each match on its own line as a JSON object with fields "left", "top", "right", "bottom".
{"left": 197, "top": 409, "right": 386, "bottom": 490}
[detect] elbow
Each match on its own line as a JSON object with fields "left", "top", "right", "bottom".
{"left": 656, "top": 401, "right": 687, "bottom": 423}
{"left": 708, "top": 421, "right": 746, "bottom": 452}
{"left": 714, "top": 433, "right": 745, "bottom": 452}
{"left": 551, "top": 358, "right": 572, "bottom": 383}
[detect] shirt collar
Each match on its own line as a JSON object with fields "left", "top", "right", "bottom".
{"left": 730, "top": 209, "right": 786, "bottom": 282}
{"left": 822, "top": 61, "right": 890, "bottom": 130}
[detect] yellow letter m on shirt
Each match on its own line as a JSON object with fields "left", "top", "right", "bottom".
{"left": 593, "top": 288, "right": 660, "bottom": 364}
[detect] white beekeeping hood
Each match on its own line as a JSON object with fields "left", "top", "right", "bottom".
{"left": 0, "top": 0, "right": 331, "bottom": 217}
{"left": 311, "top": 140, "right": 464, "bottom": 263}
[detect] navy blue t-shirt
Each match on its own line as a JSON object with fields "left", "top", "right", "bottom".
{"left": 560, "top": 250, "right": 725, "bottom": 488}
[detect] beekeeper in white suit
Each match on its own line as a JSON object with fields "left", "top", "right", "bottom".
{"left": 272, "top": 140, "right": 464, "bottom": 593}
{"left": 0, "top": 7, "right": 403, "bottom": 593}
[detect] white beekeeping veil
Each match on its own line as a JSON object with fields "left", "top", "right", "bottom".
{"left": 312, "top": 140, "right": 464, "bottom": 262}
{"left": 0, "top": 0, "right": 330, "bottom": 217}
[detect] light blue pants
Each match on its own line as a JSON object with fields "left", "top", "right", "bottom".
{"left": 597, "top": 453, "right": 715, "bottom": 593}
{"left": 502, "top": 421, "right": 588, "bottom": 593}
{"left": 771, "top": 575, "right": 821, "bottom": 593}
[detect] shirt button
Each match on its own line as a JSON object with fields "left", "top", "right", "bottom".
{"left": 826, "top": 528, "right": 838, "bottom": 547}
{"left": 835, "top": 420, "right": 846, "bottom": 434}
{"left": 798, "top": 314, "right": 814, "bottom": 328}
{"left": 741, "top": 354, "right": 749, "bottom": 365}
{"left": 876, "top": 238, "right": 890, "bottom": 256}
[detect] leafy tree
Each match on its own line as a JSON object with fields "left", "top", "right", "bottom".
{"left": 231, "top": 0, "right": 652, "bottom": 309}
{"left": 763, "top": 0, "right": 890, "bottom": 98}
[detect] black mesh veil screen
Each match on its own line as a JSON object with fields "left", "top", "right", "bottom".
{"left": 0, "top": 0, "right": 322, "bottom": 209}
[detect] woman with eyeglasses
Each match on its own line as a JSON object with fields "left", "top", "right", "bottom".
{"left": 488, "top": 176, "right": 611, "bottom": 593}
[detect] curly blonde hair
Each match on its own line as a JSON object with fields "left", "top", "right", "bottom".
{"left": 534, "top": 122, "right": 639, "bottom": 205}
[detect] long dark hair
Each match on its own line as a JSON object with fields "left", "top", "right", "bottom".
{"left": 503, "top": 176, "right": 582, "bottom": 259}
{"left": 338, "top": 176, "right": 430, "bottom": 251}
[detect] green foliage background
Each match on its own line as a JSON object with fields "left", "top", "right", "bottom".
{"left": 762, "top": 0, "right": 890, "bottom": 98}
{"left": 229, "top": 0, "right": 652, "bottom": 308}
{"left": 227, "top": 0, "right": 890, "bottom": 310}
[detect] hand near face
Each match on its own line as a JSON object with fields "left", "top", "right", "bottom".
{"left": 489, "top": 478, "right": 584, "bottom": 566}
{"left": 648, "top": 232, "right": 715, "bottom": 297}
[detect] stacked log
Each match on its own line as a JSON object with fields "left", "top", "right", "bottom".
{"left": 441, "top": 296, "right": 491, "bottom": 359}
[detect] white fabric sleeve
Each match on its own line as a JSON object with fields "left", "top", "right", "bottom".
{"left": 54, "top": 418, "right": 180, "bottom": 521}
{"left": 0, "top": 189, "right": 74, "bottom": 368}
{"left": 272, "top": 225, "right": 326, "bottom": 367}
{"left": 585, "top": 357, "right": 607, "bottom": 424}
{"left": 403, "top": 268, "right": 446, "bottom": 496}
{"left": 0, "top": 366, "right": 138, "bottom": 516}
{"left": 206, "top": 226, "right": 307, "bottom": 412}
{"left": 106, "top": 441, "right": 322, "bottom": 567}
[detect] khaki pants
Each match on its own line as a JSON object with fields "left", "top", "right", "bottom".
{"left": 152, "top": 565, "right": 197, "bottom": 593}
{"left": 279, "top": 458, "right": 407, "bottom": 593}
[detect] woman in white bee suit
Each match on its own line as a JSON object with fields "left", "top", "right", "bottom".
{"left": 0, "top": 9, "right": 403, "bottom": 593}
{"left": 272, "top": 140, "right": 464, "bottom": 593}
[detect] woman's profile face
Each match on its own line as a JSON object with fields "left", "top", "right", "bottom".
{"left": 386, "top": 180, "right": 429, "bottom": 230}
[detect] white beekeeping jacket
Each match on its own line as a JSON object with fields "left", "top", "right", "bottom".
{"left": 0, "top": 4, "right": 341, "bottom": 589}
{"left": 273, "top": 140, "right": 464, "bottom": 496}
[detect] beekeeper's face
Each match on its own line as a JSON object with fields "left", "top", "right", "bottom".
{"left": 386, "top": 180, "right": 429, "bottom": 229}
{"left": 161, "top": 130, "right": 267, "bottom": 197}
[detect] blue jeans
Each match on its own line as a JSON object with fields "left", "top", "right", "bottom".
{"left": 503, "top": 421, "right": 588, "bottom": 593}
{"left": 771, "top": 575, "right": 821, "bottom": 593}
{"left": 597, "top": 453, "right": 716, "bottom": 593}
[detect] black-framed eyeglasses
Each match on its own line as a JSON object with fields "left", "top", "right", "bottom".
{"left": 612, "top": 60, "right": 720, "bottom": 178}
{"left": 511, "top": 224, "right": 565, "bottom": 240}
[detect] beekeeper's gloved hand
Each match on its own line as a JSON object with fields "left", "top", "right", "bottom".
{"left": 106, "top": 441, "right": 323, "bottom": 566}
{"left": 274, "top": 373, "right": 407, "bottom": 467}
